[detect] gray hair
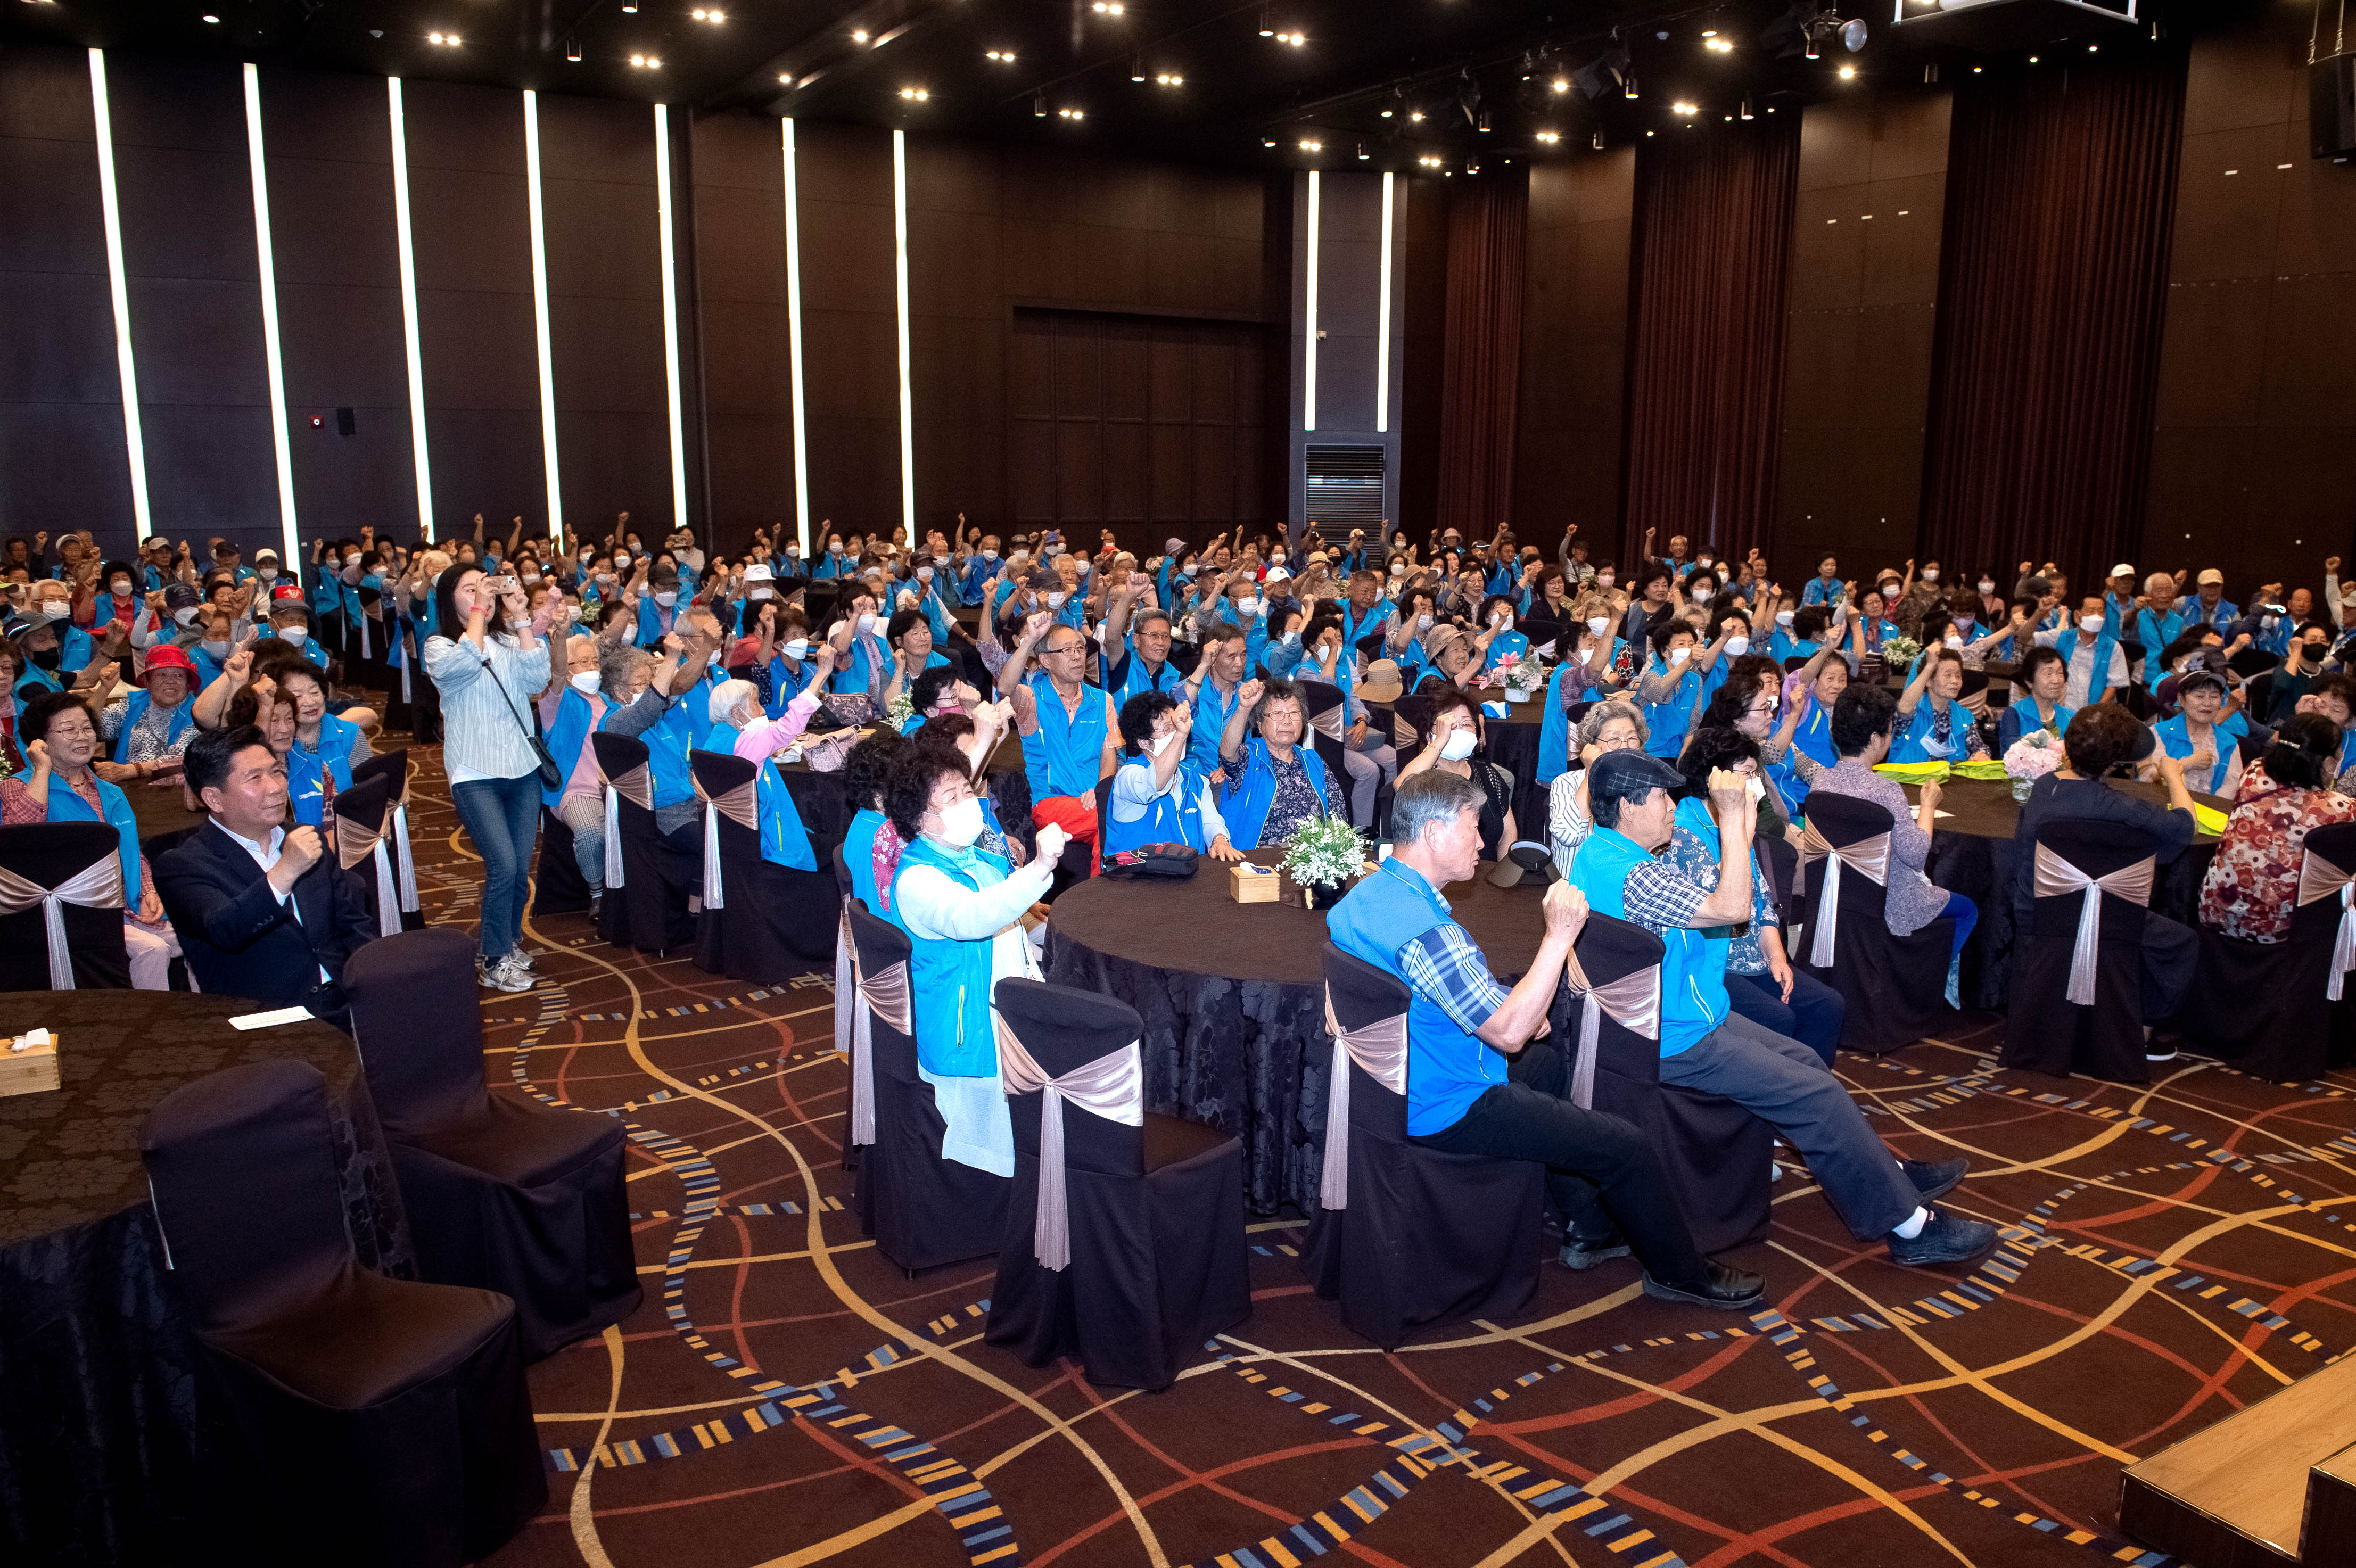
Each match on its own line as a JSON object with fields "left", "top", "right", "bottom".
{"left": 707, "top": 677, "right": 758, "bottom": 728}
{"left": 1391, "top": 769, "right": 1485, "bottom": 848}
{"left": 599, "top": 642, "right": 652, "bottom": 701}
{"left": 1576, "top": 698, "right": 1649, "bottom": 752}
{"left": 1133, "top": 606, "right": 1173, "bottom": 635}
{"left": 2144, "top": 571, "right": 2174, "bottom": 597}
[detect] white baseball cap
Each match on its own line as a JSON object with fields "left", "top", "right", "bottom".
{"left": 2110, "top": 563, "right": 2135, "bottom": 579}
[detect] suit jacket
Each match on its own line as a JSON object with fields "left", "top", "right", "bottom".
{"left": 156, "top": 819, "right": 377, "bottom": 1013}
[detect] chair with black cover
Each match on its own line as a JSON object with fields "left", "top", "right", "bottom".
{"left": 986, "top": 977, "right": 1247, "bottom": 1388}
{"left": 345, "top": 928, "right": 639, "bottom": 1359}
{"left": 2228, "top": 645, "right": 2276, "bottom": 680}
{"left": 590, "top": 729, "right": 697, "bottom": 952}
{"left": 141, "top": 1058, "right": 545, "bottom": 1567}
{"left": 2182, "top": 820, "right": 2356, "bottom": 1080}
{"left": 532, "top": 801, "right": 595, "bottom": 916}
{"left": 1092, "top": 772, "right": 1115, "bottom": 871}
{"left": 332, "top": 773, "right": 405, "bottom": 940}
{"left": 1304, "top": 944, "right": 1543, "bottom": 1348}
{"left": 691, "top": 748, "right": 836, "bottom": 980}
{"left": 351, "top": 748, "right": 425, "bottom": 930}
{"left": 1299, "top": 679, "right": 1356, "bottom": 825}
{"left": 1579, "top": 911, "right": 1773, "bottom": 1253}
{"left": 0, "top": 821, "right": 131, "bottom": 991}
{"left": 1521, "top": 616, "right": 1566, "bottom": 658}
{"left": 1792, "top": 792, "right": 1952, "bottom": 1054}
{"left": 846, "top": 902, "right": 1007, "bottom": 1273}
{"left": 2000, "top": 816, "right": 2162, "bottom": 1083}
{"left": 1757, "top": 831, "right": 1800, "bottom": 931}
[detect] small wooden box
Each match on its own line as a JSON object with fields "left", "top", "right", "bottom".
{"left": 1230, "top": 862, "right": 1280, "bottom": 904}
{"left": 0, "top": 1034, "right": 60, "bottom": 1099}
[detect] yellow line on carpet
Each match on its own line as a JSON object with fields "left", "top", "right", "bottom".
{"left": 567, "top": 1323, "right": 627, "bottom": 1568}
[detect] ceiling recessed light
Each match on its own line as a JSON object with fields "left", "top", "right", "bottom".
{"left": 427, "top": 31, "right": 460, "bottom": 46}
{"left": 1058, "top": 106, "right": 1085, "bottom": 120}
{"left": 1706, "top": 37, "right": 1734, "bottom": 53}
{"left": 1552, "top": 78, "right": 1570, "bottom": 93}
{"left": 899, "top": 87, "right": 928, "bottom": 100}
{"left": 1407, "top": 109, "right": 1423, "bottom": 122}
{"left": 852, "top": 28, "right": 869, "bottom": 42}
{"left": 986, "top": 49, "right": 1016, "bottom": 63}
{"left": 1419, "top": 155, "right": 1441, "bottom": 168}
{"left": 201, "top": 12, "right": 220, "bottom": 20}
{"left": 689, "top": 7, "right": 724, "bottom": 20}
{"left": 1156, "top": 73, "right": 1184, "bottom": 87}
{"left": 1298, "top": 137, "right": 1321, "bottom": 151}
{"left": 1672, "top": 100, "right": 1698, "bottom": 115}
{"left": 1837, "top": 63, "right": 1856, "bottom": 79}
{"left": 1282, "top": 31, "right": 1306, "bottom": 46}
{"left": 629, "top": 54, "right": 660, "bottom": 68}
{"left": 1535, "top": 130, "right": 1560, "bottom": 144}
{"left": 1090, "top": 1, "right": 1123, "bottom": 12}
{"left": 1379, "top": 109, "right": 1393, "bottom": 118}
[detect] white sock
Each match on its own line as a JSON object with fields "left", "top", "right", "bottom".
{"left": 1892, "top": 1207, "right": 1930, "bottom": 1240}
{"left": 1768, "top": 1157, "right": 1782, "bottom": 1181}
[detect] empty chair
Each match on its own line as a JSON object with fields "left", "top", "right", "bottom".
{"left": 141, "top": 1058, "right": 544, "bottom": 1567}
{"left": 2001, "top": 817, "right": 2164, "bottom": 1083}
{"left": 350, "top": 748, "right": 424, "bottom": 931}
{"left": 690, "top": 748, "right": 833, "bottom": 981}
{"left": 591, "top": 730, "right": 698, "bottom": 953}
{"left": 986, "top": 977, "right": 1248, "bottom": 1390}
{"left": 345, "top": 928, "right": 640, "bottom": 1359}
{"left": 1793, "top": 791, "right": 1953, "bottom": 1054}
{"left": 846, "top": 902, "right": 1007, "bottom": 1272}
{"left": 330, "top": 773, "right": 403, "bottom": 939}
{"left": 1304, "top": 944, "right": 1543, "bottom": 1349}
{"left": 1580, "top": 911, "right": 1773, "bottom": 1254}
{"left": 0, "top": 820, "right": 131, "bottom": 991}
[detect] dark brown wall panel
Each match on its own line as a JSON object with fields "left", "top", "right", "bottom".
{"left": 795, "top": 121, "right": 900, "bottom": 541}
{"left": 1514, "top": 149, "right": 1635, "bottom": 554}
{"left": 401, "top": 79, "right": 542, "bottom": 538}
{"left": 692, "top": 112, "right": 794, "bottom": 551}
{"left": 1396, "top": 174, "right": 1449, "bottom": 540}
{"left": 1775, "top": 88, "right": 1949, "bottom": 580}
{"left": 2145, "top": 11, "right": 2356, "bottom": 584}
{"left": 907, "top": 133, "right": 1004, "bottom": 533}
{"left": 1314, "top": 170, "right": 1386, "bottom": 438}
{"left": 0, "top": 47, "right": 134, "bottom": 541}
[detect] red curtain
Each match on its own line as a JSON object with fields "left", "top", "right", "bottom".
{"left": 1436, "top": 169, "right": 1526, "bottom": 542}
{"left": 1619, "top": 119, "right": 1799, "bottom": 571}
{"left": 1918, "top": 46, "right": 2187, "bottom": 598}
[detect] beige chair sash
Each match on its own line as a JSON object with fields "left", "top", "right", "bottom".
{"left": 1561, "top": 950, "right": 1661, "bottom": 1110}
{"left": 598, "top": 762, "right": 653, "bottom": 889}
{"left": 996, "top": 1027, "right": 1144, "bottom": 1272}
{"left": 2297, "top": 848, "right": 2356, "bottom": 1001}
{"left": 1308, "top": 704, "right": 1346, "bottom": 742}
{"left": 834, "top": 909, "right": 868, "bottom": 1143}
{"left": 695, "top": 775, "right": 757, "bottom": 910}
{"left": 847, "top": 950, "right": 909, "bottom": 1150}
{"left": 0, "top": 853, "right": 126, "bottom": 989}
{"left": 2032, "top": 843, "right": 2157, "bottom": 1005}
{"left": 390, "top": 801, "right": 420, "bottom": 913}
{"left": 335, "top": 818, "right": 403, "bottom": 939}
{"left": 1798, "top": 823, "right": 1891, "bottom": 969}
{"left": 1392, "top": 713, "right": 1418, "bottom": 751}
{"left": 1316, "top": 988, "right": 1409, "bottom": 1210}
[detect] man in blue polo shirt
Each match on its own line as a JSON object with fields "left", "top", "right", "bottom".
{"left": 1325, "top": 770, "right": 1765, "bottom": 1310}
{"left": 1570, "top": 752, "right": 1997, "bottom": 1269}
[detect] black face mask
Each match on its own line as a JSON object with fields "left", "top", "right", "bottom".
{"left": 29, "top": 645, "right": 61, "bottom": 671}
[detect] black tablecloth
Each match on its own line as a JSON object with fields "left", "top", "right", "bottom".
{"left": 1482, "top": 697, "right": 1547, "bottom": 845}
{"left": 0, "top": 992, "right": 410, "bottom": 1565}
{"left": 1906, "top": 777, "right": 2226, "bottom": 1011}
{"left": 1043, "top": 851, "right": 1551, "bottom": 1214}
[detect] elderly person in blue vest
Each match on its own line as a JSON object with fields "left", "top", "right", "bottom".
{"left": 2032, "top": 596, "right": 2130, "bottom": 709}
{"left": 1890, "top": 648, "right": 1989, "bottom": 765}
{"left": 1996, "top": 645, "right": 2074, "bottom": 754}
{"left": 1634, "top": 615, "right": 1733, "bottom": 760}
{"left": 882, "top": 608, "right": 953, "bottom": 712}
{"left": 594, "top": 618, "right": 721, "bottom": 861}
{"left": 1569, "top": 750, "right": 1995, "bottom": 1267}
{"left": 827, "top": 588, "right": 893, "bottom": 704}
{"left": 1325, "top": 769, "right": 1763, "bottom": 1307}
{"left": 2152, "top": 668, "right": 2252, "bottom": 798}
{"left": 1217, "top": 676, "right": 1333, "bottom": 850}
{"left": 1105, "top": 689, "right": 1240, "bottom": 860}
{"left": 885, "top": 741, "right": 1068, "bottom": 1174}
{"left": 696, "top": 678, "right": 820, "bottom": 874}
{"left": 1003, "top": 614, "right": 1118, "bottom": 871}
{"left": 1183, "top": 620, "right": 1252, "bottom": 780}
{"left": 100, "top": 642, "right": 199, "bottom": 783}
{"left": 538, "top": 633, "right": 615, "bottom": 918}
{"left": 1, "top": 690, "right": 181, "bottom": 987}
{"left": 1100, "top": 575, "right": 1184, "bottom": 706}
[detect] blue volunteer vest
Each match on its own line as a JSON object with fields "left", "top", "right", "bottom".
{"left": 44, "top": 773, "right": 141, "bottom": 898}
{"left": 704, "top": 721, "right": 819, "bottom": 871}
{"left": 887, "top": 836, "right": 1009, "bottom": 1078}
{"left": 1568, "top": 826, "right": 1727, "bottom": 1055}
{"left": 1889, "top": 698, "right": 1971, "bottom": 765}
{"left": 1020, "top": 671, "right": 1107, "bottom": 802}
{"left": 1536, "top": 663, "right": 1575, "bottom": 783}
{"left": 1480, "top": 629, "right": 1530, "bottom": 673}
{"left": 765, "top": 653, "right": 822, "bottom": 714}
{"left": 1996, "top": 698, "right": 2073, "bottom": 756}
{"left": 1326, "top": 859, "right": 1500, "bottom": 1136}
{"left": 111, "top": 690, "right": 194, "bottom": 764}
{"left": 845, "top": 808, "right": 887, "bottom": 911}
{"left": 600, "top": 700, "right": 696, "bottom": 810}
{"left": 1107, "top": 642, "right": 1183, "bottom": 707}
{"left": 1218, "top": 736, "right": 1330, "bottom": 851}
{"left": 1102, "top": 757, "right": 1207, "bottom": 855}
{"left": 287, "top": 714, "right": 358, "bottom": 828}
{"left": 1641, "top": 657, "right": 1703, "bottom": 757}
{"left": 543, "top": 687, "right": 600, "bottom": 807}
{"left": 2154, "top": 712, "right": 2248, "bottom": 796}
{"left": 1188, "top": 676, "right": 1245, "bottom": 777}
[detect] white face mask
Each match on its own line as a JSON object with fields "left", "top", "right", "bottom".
{"left": 856, "top": 612, "right": 877, "bottom": 634}
{"left": 934, "top": 794, "right": 985, "bottom": 847}
{"left": 200, "top": 639, "right": 229, "bottom": 658}
{"left": 276, "top": 625, "right": 307, "bottom": 643}
{"left": 1776, "top": 610, "right": 1795, "bottom": 628}
{"left": 1944, "top": 634, "right": 1965, "bottom": 650}
{"left": 1586, "top": 615, "right": 1610, "bottom": 636}
{"left": 785, "top": 546, "right": 802, "bottom": 559}
{"left": 829, "top": 542, "right": 844, "bottom": 555}
{"left": 1978, "top": 580, "right": 1995, "bottom": 595}
{"left": 1418, "top": 613, "right": 1436, "bottom": 631}
{"left": 1045, "top": 591, "right": 1068, "bottom": 609}
{"left": 1920, "top": 568, "right": 1939, "bottom": 583}
{"left": 983, "top": 549, "right": 999, "bottom": 562}
{"left": 2079, "top": 615, "right": 2104, "bottom": 635}
{"left": 570, "top": 670, "right": 601, "bottom": 694}
{"left": 1880, "top": 583, "right": 1901, "bottom": 600}
{"left": 1492, "top": 610, "right": 1511, "bottom": 629}
{"left": 614, "top": 555, "right": 631, "bottom": 571}
{"left": 174, "top": 606, "right": 202, "bottom": 629}
{"left": 1439, "top": 729, "right": 1478, "bottom": 763}
{"left": 917, "top": 565, "right": 934, "bottom": 582}
{"left": 781, "top": 637, "right": 810, "bottom": 659}
{"left": 1745, "top": 774, "right": 1765, "bottom": 804}
{"left": 110, "top": 580, "right": 130, "bottom": 597}
{"left": 1147, "top": 731, "right": 1176, "bottom": 758}
{"left": 749, "top": 587, "right": 772, "bottom": 600}
{"left": 1697, "top": 557, "right": 1713, "bottom": 570}
{"left": 1724, "top": 634, "right": 1750, "bottom": 657}
{"left": 1596, "top": 574, "right": 1614, "bottom": 589}
{"left": 257, "top": 565, "right": 276, "bottom": 579}
{"left": 1235, "top": 597, "right": 1261, "bottom": 616}
{"left": 654, "top": 590, "right": 678, "bottom": 608}
{"left": 1668, "top": 646, "right": 1691, "bottom": 664}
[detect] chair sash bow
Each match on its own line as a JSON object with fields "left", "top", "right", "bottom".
{"left": 335, "top": 816, "right": 403, "bottom": 939}
{"left": 2298, "top": 848, "right": 2356, "bottom": 1001}
{"left": 2032, "top": 843, "right": 2156, "bottom": 1005}
{"left": 598, "top": 762, "right": 653, "bottom": 889}
{"left": 834, "top": 910, "right": 869, "bottom": 1143}
{"left": 0, "top": 853, "right": 126, "bottom": 989}
{"left": 1798, "top": 823, "right": 1891, "bottom": 969}
{"left": 1307, "top": 704, "right": 1346, "bottom": 742}
{"left": 694, "top": 777, "right": 756, "bottom": 909}
{"left": 1316, "top": 989, "right": 1408, "bottom": 1210}
{"left": 996, "top": 1027, "right": 1144, "bottom": 1272}
{"left": 1561, "top": 950, "right": 1661, "bottom": 1109}
{"left": 390, "top": 800, "right": 419, "bottom": 913}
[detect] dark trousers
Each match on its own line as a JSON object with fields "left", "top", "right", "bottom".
{"left": 1726, "top": 969, "right": 1846, "bottom": 1069}
{"left": 1412, "top": 1042, "right": 1713, "bottom": 1287}
{"left": 2144, "top": 913, "right": 2197, "bottom": 1021}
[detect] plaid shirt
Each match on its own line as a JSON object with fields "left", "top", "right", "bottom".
{"left": 1398, "top": 920, "right": 1511, "bottom": 1037}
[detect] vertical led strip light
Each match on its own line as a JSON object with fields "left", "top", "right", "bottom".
{"left": 242, "top": 63, "right": 300, "bottom": 560}
{"left": 523, "top": 91, "right": 564, "bottom": 534}
{"left": 890, "top": 130, "right": 915, "bottom": 540}
{"left": 1375, "top": 172, "right": 1395, "bottom": 434}
{"left": 1302, "top": 170, "right": 1321, "bottom": 432}
{"left": 86, "top": 49, "right": 152, "bottom": 541}
{"left": 654, "top": 105, "right": 689, "bottom": 532}
{"left": 781, "top": 120, "right": 811, "bottom": 552}
{"left": 387, "top": 79, "right": 433, "bottom": 535}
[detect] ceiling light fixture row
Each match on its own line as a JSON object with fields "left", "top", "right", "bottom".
{"left": 899, "top": 86, "right": 927, "bottom": 100}
{"left": 985, "top": 49, "right": 1016, "bottom": 63}
{"left": 689, "top": 7, "right": 724, "bottom": 21}
{"left": 629, "top": 53, "right": 661, "bottom": 68}
{"left": 427, "top": 30, "right": 460, "bottom": 46}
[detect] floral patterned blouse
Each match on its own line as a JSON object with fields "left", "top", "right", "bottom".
{"left": 2197, "top": 760, "right": 2356, "bottom": 943}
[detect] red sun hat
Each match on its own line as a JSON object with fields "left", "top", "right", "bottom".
{"left": 140, "top": 645, "right": 197, "bottom": 685}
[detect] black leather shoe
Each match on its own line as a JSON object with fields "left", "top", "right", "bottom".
{"left": 1900, "top": 1157, "right": 1968, "bottom": 1203}
{"left": 1886, "top": 1209, "right": 1998, "bottom": 1267}
{"left": 1560, "top": 1231, "right": 1633, "bottom": 1270}
{"left": 1642, "top": 1262, "right": 1765, "bottom": 1310}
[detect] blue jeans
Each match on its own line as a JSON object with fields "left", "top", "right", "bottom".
{"left": 450, "top": 772, "right": 542, "bottom": 961}
{"left": 1939, "top": 889, "right": 1979, "bottom": 962}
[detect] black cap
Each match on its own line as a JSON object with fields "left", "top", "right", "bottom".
{"left": 2174, "top": 669, "right": 2228, "bottom": 700}
{"left": 1586, "top": 749, "right": 1686, "bottom": 806}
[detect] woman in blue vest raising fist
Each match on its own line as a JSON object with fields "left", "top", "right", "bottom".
{"left": 1103, "top": 690, "right": 1240, "bottom": 860}
{"left": 884, "top": 743, "right": 1067, "bottom": 1175}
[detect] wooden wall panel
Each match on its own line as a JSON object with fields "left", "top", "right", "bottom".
{"left": 1514, "top": 149, "right": 1635, "bottom": 557}
{"left": 794, "top": 122, "right": 900, "bottom": 542}
{"left": 691, "top": 113, "right": 794, "bottom": 549}
{"left": 1395, "top": 174, "right": 1449, "bottom": 540}
{"left": 0, "top": 47, "right": 134, "bottom": 541}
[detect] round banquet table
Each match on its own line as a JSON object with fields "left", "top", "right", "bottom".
{"left": 1480, "top": 696, "right": 1548, "bottom": 845}
{"left": 1043, "top": 849, "right": 1551, "bottom": 1214}
{"left": 1900, "top": 775, "right": 2229, "bottom": 1011}
{"left": 0, "top": 991, "right": 410, "bottom": 1564}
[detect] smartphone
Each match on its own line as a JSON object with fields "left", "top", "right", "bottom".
{"left": 482, "top": 574, "right": 518, "bottom": 593}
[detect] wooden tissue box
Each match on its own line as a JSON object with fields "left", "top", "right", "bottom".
{"left": 1230, "top": 862, "right": 1280, "bottom": 904}
{"left": 0, "top": 1031, "right": 60, "bottom": 1099}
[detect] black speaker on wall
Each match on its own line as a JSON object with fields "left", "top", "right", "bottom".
{"left": 335, "top": 406, "right": 356, "bottom": 436}
{"left": 2313, "top": 54, "right": 2356, "bottom": 159}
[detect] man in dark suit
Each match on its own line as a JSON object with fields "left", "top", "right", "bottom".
{"left": 157, "top": 724, "right": 377, "bottom": 1028}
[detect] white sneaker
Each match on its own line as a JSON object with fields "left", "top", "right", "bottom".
{"left": 479, "top": 955, "right": 531, "bottom": 993}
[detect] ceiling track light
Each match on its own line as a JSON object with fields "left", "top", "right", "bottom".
{"left": 1624, "top": 71, "right": 1639, "bottom": 100}
{"left": 1739, "top": 96, "right": 1753, "bottom": 119}
{"left": 1131, "top": 56, "right": 1146, "bottom": 81}
{"left": 1356, "top": 141, "right": 1368, "bottom": 160}
{"left": 1258, "top": 7, "right": 1273, "bottom": 37}
{"left": 689, "top": 7, "right": 725, "bottom": 20}
{"left": 565, "top": 38, "right": 582, "bottom": 61}
{"left": 1034, "top": 94, "right": 1048, "bottom": 117}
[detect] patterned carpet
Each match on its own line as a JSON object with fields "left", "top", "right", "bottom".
{"left": 393, "top": 748, "right": 2356, "bottom": 1568}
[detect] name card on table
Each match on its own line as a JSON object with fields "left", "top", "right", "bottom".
{"left": 229, "top": 1005, "right": 316, "bottom": 1031}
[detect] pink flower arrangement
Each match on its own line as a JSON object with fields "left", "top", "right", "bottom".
{"left": 2003, "top": 729, "right": 2063, "bottom": 780}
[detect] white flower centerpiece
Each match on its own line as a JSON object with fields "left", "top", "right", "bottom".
{"left": 1280, "top": 814, "right": 1367, "bottom": 910}
{"left": 1495, "top": 651, "right": 1544, "bottom": 703}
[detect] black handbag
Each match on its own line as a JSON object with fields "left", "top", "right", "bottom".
{"left": 1103, "top": 842, "right": 1199, "bottom": 879}
{"left": 477, "top": 650, "right": 564, "bottom": 789}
